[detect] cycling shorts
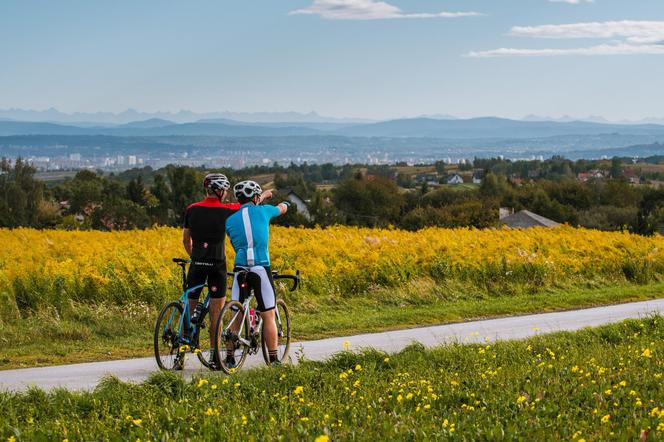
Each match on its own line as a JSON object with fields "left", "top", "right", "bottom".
{"left": 231, "top": 266, "right": 276, "bottom": 312}
{"left": 186, "top": 260, "right": 227, "bottom": 300}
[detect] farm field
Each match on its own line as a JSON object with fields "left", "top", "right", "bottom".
{"left": 1, "top": 226, "right": 664, "bottom": 368}
{"left": 1, "top": 317, "right": 663, "bottom": 441}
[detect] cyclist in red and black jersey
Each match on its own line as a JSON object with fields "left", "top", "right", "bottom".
{"left": 182, "top": 173, "right": 239, "bottom": 360}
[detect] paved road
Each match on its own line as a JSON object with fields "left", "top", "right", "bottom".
{"left": 2, "top": 299, "right": 663, "bottom": 392}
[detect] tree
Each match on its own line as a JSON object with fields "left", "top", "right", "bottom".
{"left": 0, "top": 158, "right": 44, "bottom": 227}
{"left": 610, "top": 157, "right": 622, "bottom": 179}
{"left": 126, "top": 176, "right": 146, "bottom": 204}
{"left": 166, "top": 166, "right": 202, "bottom": 225}
{"left": 150, "top": 173, "right": 173, "bottom": 225}
{"left": 68, "top": 170, "right": 104, "bottom": 214}
{"left": 333, "top": 175, "right": 404, "bottom": 226}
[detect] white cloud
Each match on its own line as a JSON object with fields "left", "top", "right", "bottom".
{"left": 467, "top": 43, "right": 664, "bottom": 58}
{"left": 548, "top": 0, "right": 594, "bottom": 4}
{"left": 511, "top": 21, "right": 664, "bottom": 44}
{"left": 289, "top": 0, "right": 482, "bottom": 20}
{"left": 469, "top": 20, "right": 664, "bottom": 57}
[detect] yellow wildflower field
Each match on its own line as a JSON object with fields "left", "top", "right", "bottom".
{"left": 1, "top": 226, "right": 663, "bottom": 321}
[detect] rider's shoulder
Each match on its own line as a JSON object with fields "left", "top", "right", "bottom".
{"left": 187, "top": 199, "right": 240, "bottom": 211}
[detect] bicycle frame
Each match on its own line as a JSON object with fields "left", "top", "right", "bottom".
{"left": 221, "top": 288, "right": 290, "bottom": 352}
{"left": 162, "top": 284, "right": 212, "bottom": 346}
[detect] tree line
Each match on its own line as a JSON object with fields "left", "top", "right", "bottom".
{"left": 1, "top": 157, "right": 664, "bottom": 234}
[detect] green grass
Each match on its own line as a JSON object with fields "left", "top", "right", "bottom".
{"left": 2, "top": 317, "right": 663, "bottom": 441}
{"left": 1, "top": 281, "right": 663, "bottom": 370}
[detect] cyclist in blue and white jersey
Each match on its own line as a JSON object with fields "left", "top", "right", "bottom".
{"left": 225, "top": 180, "right": 289, "bottom": 366}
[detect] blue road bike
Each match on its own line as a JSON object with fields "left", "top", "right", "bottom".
{"left": 154, "top": 258, "right": 216, "bottom": 370}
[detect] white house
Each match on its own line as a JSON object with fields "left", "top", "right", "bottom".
{"left": 447, "top": 174, "right": 464, "bottom": 185}
{"left": 282, "top": 189, "right": 312, "bottom": 221}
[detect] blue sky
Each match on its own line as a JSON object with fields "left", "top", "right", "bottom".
{"left": 1, "top": 0, "right": 663, "bottom": 120}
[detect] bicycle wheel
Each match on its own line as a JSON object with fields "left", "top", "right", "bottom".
{"left": 214, "top": 300, "right": 250, "bottom": 374}
{"left": 194, "top": 308, "right": 215, "bottom": 370}
{"left": 154, "top": 301, "right": 186, "bottom": 370}
{"left": 262, "top": 299, "right": 291, "bottom": 365}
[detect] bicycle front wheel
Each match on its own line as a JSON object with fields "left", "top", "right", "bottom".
{"left": 262, "top": 299, "right": 291, "bottom": 365}
{"left": 154, "top": 301, "right": 186, "bottom": 370}
{"left": 214, "top": 300, "right": 250, "bottom": 374}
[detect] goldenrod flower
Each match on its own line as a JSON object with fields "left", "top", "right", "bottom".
{"left": 293, "top": 386, "right": 304, "bottom": 395}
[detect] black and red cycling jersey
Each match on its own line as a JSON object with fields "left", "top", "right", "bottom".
{"left": 183, "top": 196, "right": 240, "bottom": 261}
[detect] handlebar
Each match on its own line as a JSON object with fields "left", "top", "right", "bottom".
{"left": 273, "top": 269, "right": 300, "bottom": 292}
{"left": 227, "top": 268, "right": 300, "bottom": 292}
{"left": 174, "top": 258, "right": 300, "bottom": 292}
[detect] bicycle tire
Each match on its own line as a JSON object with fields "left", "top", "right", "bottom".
{"left": 214, "top": 300, "right": 250, "bottom": 374}
{"left": 154, "top": 301, "right": 186, "bottom": 370}
{"left": 194, "top": 309, "right": 215, "bottom": 370}
{"left": 261, "top": 299, "right": 291, "bottom": 365}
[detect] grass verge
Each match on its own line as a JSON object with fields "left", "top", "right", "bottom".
{"left": 1, "top": 317, "right": 663, "bottom": 440}
{"left": 1, "top": 281, "right": 663, "bottom": 370}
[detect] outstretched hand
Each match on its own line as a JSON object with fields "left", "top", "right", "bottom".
{"left": 259, "top": 190, "right": 273, "bottom": 203}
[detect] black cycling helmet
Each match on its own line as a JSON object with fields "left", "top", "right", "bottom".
{"left": 203, "top": 173, "right": 231, "bottom": 193}
{"left": 234, "top": 180, "right": 262, "bottom": 200}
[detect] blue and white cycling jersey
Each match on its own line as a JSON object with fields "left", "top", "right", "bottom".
{"left": 226, "top": 203, "right": 281, "bottom": 267}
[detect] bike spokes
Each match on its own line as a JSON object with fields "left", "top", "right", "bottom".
{"left": 214, "top": 300, "right": 250, "bottom": 374}
{"left": 154, "top": 302, "right": 185, "bottom": 370}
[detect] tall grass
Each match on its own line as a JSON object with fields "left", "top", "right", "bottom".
{"left": 2, "top": 226, "right": 663, "bottom": 324}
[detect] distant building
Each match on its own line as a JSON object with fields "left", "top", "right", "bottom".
{"left": 577, "top": 170, "right": 605, "bottom": 182}
{"left": 415, "top": 173, "right": 439, "bottom": 186}
{"left": 472, "top": 171, "right": 484, "bottom": 184}
{"left": 128, "top": 155, "right": 137, "bottom": 166}
{"left": 280, "top": 189, "right": 312, "bottom": 221}
{"left": 500, "top": 210, "right": 560, "bottom": 229}
{"left": 508, "top": 175, "right": 524, "bottom": 186}
{"left": 499, "top": 207, "right": 514, "bottom": 220}
{"left": 446, "top": 174, "right": 464, "bottom": 185}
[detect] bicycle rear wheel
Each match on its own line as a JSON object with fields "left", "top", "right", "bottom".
{"left": 194, "top": 309, "right": 215, "bottom": 370}
{"left": 262, "top": 299, "right": 291, "bottom": 365}
{"left": 154, "top": 301, "right": 186, "bottom": 370}
{"left": 214, "top": 300, "right": 250, "bottom": 374}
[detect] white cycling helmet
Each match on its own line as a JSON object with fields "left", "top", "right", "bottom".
{"left": 234, "top": 180, "right": 262, "bottom": 200}
{"left": 204, "top": 173, "right": 231, "bottom": 192}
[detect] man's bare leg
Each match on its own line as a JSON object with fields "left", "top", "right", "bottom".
{"left": 208, "top": 297, "right": 224, "bottom": 346}
{"left": 261, "top": 309, "right": 278, "bottom": 363}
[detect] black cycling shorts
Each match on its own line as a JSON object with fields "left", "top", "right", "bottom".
{"left": 231, "top": 266, "right": 276, "bottom": 312}
{"left": 186, "top": 260, "right": 227, "bottom": 300}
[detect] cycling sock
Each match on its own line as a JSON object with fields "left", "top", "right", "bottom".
{"left": 269, "top": 350, "right": 278, "bottom": 362}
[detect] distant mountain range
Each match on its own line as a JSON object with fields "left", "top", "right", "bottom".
{"left": 3, "top": 116, "right": 664, "bottom": 140}
{"left": 0, "top": 108, "right": 373, "bottom": 125}
{"left": 3, "top": 108, "right": 664, "bottom": 126}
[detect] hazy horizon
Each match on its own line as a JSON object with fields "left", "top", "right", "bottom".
{"left": 4, "top": 106, "right": 664, "bottom": 126}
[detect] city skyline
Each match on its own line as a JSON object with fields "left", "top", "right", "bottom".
{"left": 1, "top": 1, "right": 664, "bottom": 121}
